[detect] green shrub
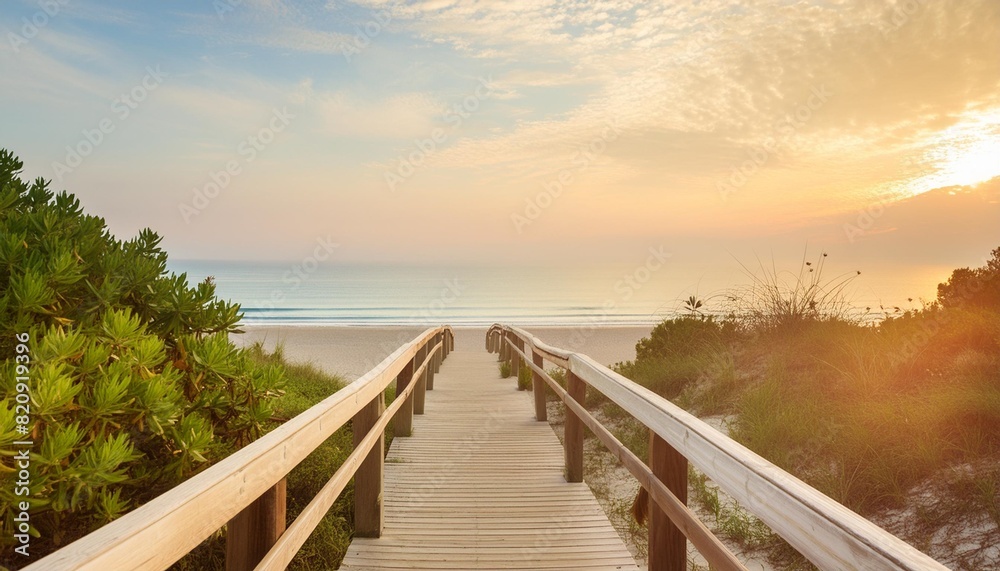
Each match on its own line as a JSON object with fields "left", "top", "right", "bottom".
{"left": 619, "top": 246, "right": 1000, "bottom": 525}
{"left": 936, "top": 247, "right": 1000, "bottom": 311}
{"left": 517, "top": 364, "right": 532, "bottom": 391}
{"left": 171, "top": 347, "right": 353, "bottom": 570}
{"left": 631, "top": 316, "right": 730, "bottom": 362}
{"left": 616, "top": 318, "right": 732, "bottom": 402}
{"left": 0, "top": 149, "right": 285, "bottom": 560}
{"left": 499, "top": 361, "right": 511, "bottom": 378}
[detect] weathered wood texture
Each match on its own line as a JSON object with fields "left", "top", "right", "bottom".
{"left": 648, "top": 433, "right": 686, "bottom": 571}
{"left": 225, "top": 479, "right": 286, "bottom": 571}
{"left": 414, "top": 344, "right": 428, "bottom": 415}
{"left": 564, "top": 371, "right": 586, "bottom": 484}
{"left": 532, "top": 350, "right": 547, "bottom": 421}
{"left": 341, "top": 350, "right": 639, "bottom": 571}
{"left": 395, "top": 358, "right": 415, "bottom": 437}
{"left": 353, "top": 391, "right": 386, "bottom": 538}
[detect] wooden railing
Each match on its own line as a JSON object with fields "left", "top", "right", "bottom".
{"left": 26, "top": 326, "right": 455, "bottom": 571}
{"left": 487, "top": 324, "right": 948, "bottom": 571}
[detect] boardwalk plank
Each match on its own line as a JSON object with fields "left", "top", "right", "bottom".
{"left": 341, "top": 350, "right": 639, "bottom": 571}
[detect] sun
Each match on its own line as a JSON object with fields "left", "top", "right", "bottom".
{"left": 930, "top": 135, "right": 1000, "bottom": 188}
{"left": 907, "top": 110, "right": 1000, "bottom": 195}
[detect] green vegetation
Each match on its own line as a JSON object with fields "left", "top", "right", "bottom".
{"left": 499, "top": 360, "right": 512, "bottom": 378}
{"left": 0, "top": 149, "right": 284, "bottom": 562}
{"left": 0, "top": 149, "right": 376, "bottom": 570}
{"left": 173, "top": 344, "right": 361, "bottom": 571}
{"left": 516, "top": 364, "right": 532, "bottom": 391}
{"left": 689, "top": 468, "right": 771, "bottom": 548}
{"left": 612, "top": 249, "right": 1000, "bottom": 566}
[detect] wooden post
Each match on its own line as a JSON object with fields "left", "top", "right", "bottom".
{"left": 565, "top": 371, "right": 585, "bottom": 483}
{"left": 395, "top": 358, "right": 415, "bottom": 437}
{"left": 648, "top": 432, "right": 687, "bottom": 571}
{"left": 426, "top": 337, "right": 436, "bottom": 391}
{"left": 433, "top": 334, "right": 442, "bottom": 372}
{"left": 353, "top": 392, "right": 385, "bottom": 537}
{"left": 225, "top": 479, "right": 286, "bottom": 571}
{"left": 511, "top": 337, "right": 522, "bottom": 386}
{"left": 414, "top": 345, "right": 427, "bottom": 415}
{"left": 500, "top": 331, "right": 508, "bottom": 361}
{"left": 532, "top": 351, "right": 546, "bottom": 421}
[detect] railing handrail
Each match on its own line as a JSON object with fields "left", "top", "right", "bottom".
{"left": 488, "top": 323, "right": 948, "bottom": 571}
{"left": 27, "top": 325, "right": 454, "bottom": 571}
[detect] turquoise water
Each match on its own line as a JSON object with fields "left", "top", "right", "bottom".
{"left": 167, "top": 260, "right": 681, "bottom": 326}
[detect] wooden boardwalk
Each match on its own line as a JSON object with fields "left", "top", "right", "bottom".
{"left": 341, "top": 350, "right": 640, "bottom": 571}
{"left": 27, "top": 326, "right": 949, "bottom": 571}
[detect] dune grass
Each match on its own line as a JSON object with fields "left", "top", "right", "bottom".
{"left": 726, "top": 250, "right": 862, "bottom": 331}
{"left": 607, "top": 248, "right": 1000, "bottom": 566}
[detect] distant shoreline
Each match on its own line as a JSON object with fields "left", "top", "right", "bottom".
{"left": 235, "top": 324, "right": 653, "bottom": 381}
{"left": 236, "top": 322, "right": 661, "bottom": 328}
{"left": 236, "top": 319, "right": 668, "bottom": 327}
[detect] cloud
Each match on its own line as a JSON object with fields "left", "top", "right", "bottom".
{"left": 5, "top": 0, "right": 997, "bottom": 267}
{"left": 177, "top": 0, "right": 351, "bottom": 55}
{"left": 65, "top": 4, "right": 138, "bottom": 26}
{"left": 336, "top": 0, "right": 999, "bottom": 217}
{"left": 156, "top": 84, "right": 277, "bottom": 131}
{"left": 314, "top": 90, "right": 442, "bottom": 140}
{"left": 254, "top": 27, "right": 354, "bottom": 54}
{"left": 0, "top": 31, "right": 116, "bottom": 104}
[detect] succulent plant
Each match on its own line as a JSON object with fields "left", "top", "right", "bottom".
{"left": 0, "top": 149, "right": 284, "bottom": 554}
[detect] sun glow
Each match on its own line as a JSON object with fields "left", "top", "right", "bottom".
{"left": 907, "top": 110, "right": 1000, "bottom": 195}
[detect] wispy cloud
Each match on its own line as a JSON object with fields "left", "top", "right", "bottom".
{"left": 0, "top": 32, "right": 116, "bottom": 103}
{"left": 1, "top": 0, "right": 996, "bottom": 266}
{"left": 315, "top": 89, "right": 442, "bottom": 140}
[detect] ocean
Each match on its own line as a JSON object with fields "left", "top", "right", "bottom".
{"left": 167, "top": 260, "right": 681, "bottom": 327}
{"left": 166, "top": 259, "right": 944, "bottom": 327}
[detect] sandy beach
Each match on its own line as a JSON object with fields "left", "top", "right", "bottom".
{"left": 234, "top": 325, "right": 653, "bottom": 381}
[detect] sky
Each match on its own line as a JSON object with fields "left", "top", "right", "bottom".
{"left": 1, "top": 0, "right": 998, "bottom": 303}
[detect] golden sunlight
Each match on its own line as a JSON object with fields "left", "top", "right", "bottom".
{"left": 908, "top": 109, "right": 1000, "bottom": 194}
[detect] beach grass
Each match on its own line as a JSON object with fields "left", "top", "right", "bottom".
{"left": 600, "top": 249, "right": 1000, "bottom": 567}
